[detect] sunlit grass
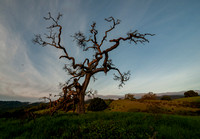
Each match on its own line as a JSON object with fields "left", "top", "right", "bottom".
{"left": 107, "top": 98, "right": 200, "bottom": 115}
{"left": 174, "top": 96, "right": 200, "bottom": 102}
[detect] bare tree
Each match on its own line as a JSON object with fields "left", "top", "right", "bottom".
{"left": 33, "top": 12, "right": 154, "bottom": 114}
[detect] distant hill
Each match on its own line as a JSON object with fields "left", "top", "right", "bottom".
{"left": 0, "top": 101, "right": 41, "bottom": 113}
{"left": 0, "top": 90, "right": 199, "bottom": 111}
{"left": 0, "top": 101, "right": 28, "bottom": 112}
{"left": 0, "top": 94, "right": 39, "bottom": 102}
{"left": 156, "top": 90, "right": 200, "bottom": 96}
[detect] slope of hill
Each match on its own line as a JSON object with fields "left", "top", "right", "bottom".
{"left": 174, "top": 96, "right": 200, "bottom": 102}
{"left": 0, "top": 101, "right": 29, "bottom": 112}
{"left": 107, "top": 98, "right": 200, "bottom": 115}
{"left": 0, "top": 101, "right": 42, "bottom": 113}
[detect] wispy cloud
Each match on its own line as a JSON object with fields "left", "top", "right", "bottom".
{"left": 0, "top": 22, "right": 64, "bottom": 100}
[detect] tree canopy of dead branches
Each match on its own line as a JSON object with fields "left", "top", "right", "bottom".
{"left": 33, "top": 12, "right": 154, "bottom": 114}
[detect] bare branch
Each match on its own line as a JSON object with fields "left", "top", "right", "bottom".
{"left": 72, "top": 31, "right": 87, "bottom": 48}
{"left": 90, "top": 22, "right": 98, "bottom": 44}
{"left": 113, "top": 70, "right": 131, "bottom": 88}
{"left": 100, "top": 16, "right": 121, "bottom": 47}
{"left": 33, "top": 12, "right": 88, "bottom": 75}
{"left": 85, "top": 89, "right": 98, "bottom": 98}
{"left": 44, "top": 12, "right": 62, "bottom": 27}
{"left": 110, "top": 30, "right": 155, "bottom": 44}
{"left": 90, "top": 22, "right": 98, "bottom": 34}
{"left": 99, "top": 30, "right": 155, "bottom": 56}
{"left": 91, "top": 75, "right": 97, "bottom": 82}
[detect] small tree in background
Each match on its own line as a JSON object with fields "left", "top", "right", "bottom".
{"left": 184, "top": 90, "right": 198, "bottom": 97}
{"left": 125, "top": 94, "right": 135, "bottom": 100}
{"left": 87, "top": 98, "right": 108, "bottom": 111}
{"left": 141, "top": 92, "right": 157, "bottom": 100}
{"left": 161, "top": 95, "right": 171, "bottom": 101}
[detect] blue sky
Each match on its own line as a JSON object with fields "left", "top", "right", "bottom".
{"left": 0, "top": 0, "right": 200, "bottom": 101}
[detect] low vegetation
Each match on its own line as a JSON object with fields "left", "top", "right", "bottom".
{"left": 1, "top": 112, "right": 200, "bottom": 138}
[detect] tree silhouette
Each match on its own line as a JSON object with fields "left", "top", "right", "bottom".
{"left": 184, "top": 90, "right": 199, "bottom": 97}
{"left": 33, "top": 12, "right": 154, "bottom": 114}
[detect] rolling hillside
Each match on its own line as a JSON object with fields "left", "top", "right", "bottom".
{"left": 106, "top": 96, "right": 200, "bottom": 115}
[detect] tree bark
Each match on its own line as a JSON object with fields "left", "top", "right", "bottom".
{"left": 77, "top": 73, "right": 91, "bottom": 114}
{"left": 77, "top": 92, "right": 85, "bottom": 114}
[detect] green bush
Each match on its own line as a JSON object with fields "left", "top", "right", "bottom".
{"left": 87, "top": 98, "right": 108, "bottom": 111}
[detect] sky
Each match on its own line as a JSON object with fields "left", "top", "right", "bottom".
{"left": 0, "top": 0, "right": 200, "bottom": 102}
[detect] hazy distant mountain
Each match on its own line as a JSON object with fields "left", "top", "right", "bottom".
{"left": 1, "top": 90, "right": 199, "bottom": 103}
{"left": 94, "top": 95, "right": 124, "bottom": 100}
{"left": 0, "top": 101, "right": 42, "bottom": 113}
{"left": 96, "top": 90, "right": 200, "bottom": 100}
{"left": 0, "top": 94, "right": 40, "bottom": 102}
{"left": 0, "top": 101, "right": 28, "bottom": 113}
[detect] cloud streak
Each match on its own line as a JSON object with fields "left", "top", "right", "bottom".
{"left": 0, "top": 21, "right": 64, "bottom": 101}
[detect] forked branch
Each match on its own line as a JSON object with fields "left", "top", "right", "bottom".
{"left": 100, "top": 17, "right": 121, "bottom": 47}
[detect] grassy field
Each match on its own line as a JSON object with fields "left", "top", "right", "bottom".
{"left": 174, "top": 96, "right": 200, "bottom": 102}
{"left": 1, "top": 112, "right": 200, "bottom": 139}
{"left": 107, "top": 97, "right": 200, "bottom": 115}
{"left": 1, "top": 96, "right": 200, "bottom": 138}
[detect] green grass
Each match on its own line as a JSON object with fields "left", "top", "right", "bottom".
{"left": 0, "top": 112, "right": 200, "bottom": 139}
{"left": 174, "top": 96, "right": 200, "bottom": 102}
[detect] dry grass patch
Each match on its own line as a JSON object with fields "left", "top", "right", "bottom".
{"left": 107, "top": 98, "right": 200, "bottom": 115}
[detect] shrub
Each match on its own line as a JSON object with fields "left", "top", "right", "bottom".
{"left": 87, "top": 98, "right": 108, "bottom": 111}
{"left": 184, "top": 90, "right": 198, "bottom": 97}
{"left": 161, "top": 95, "right": 171, "bottom": 101}
{"left": 141, "top": 92, "right": 157, "bottom": 100}
{"left": 125, "top": 94, "right": 136, "bottom": 100}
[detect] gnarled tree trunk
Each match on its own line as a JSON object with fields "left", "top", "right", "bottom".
{"left": 77, "top": 92, "right": 85, "bottom": 114}
{"left": 77, "top": 73, "right": 91, "bottom": 114}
